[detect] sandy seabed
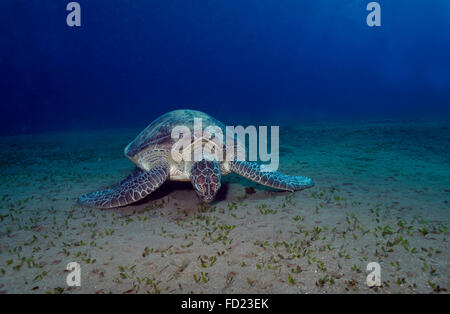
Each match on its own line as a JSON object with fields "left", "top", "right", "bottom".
{"left": 0, "top": 120, "right": 448, "bottom": 294}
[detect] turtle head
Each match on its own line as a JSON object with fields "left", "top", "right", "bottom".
{"left": 190, "top": 159, "right": 222, "bottom": 203}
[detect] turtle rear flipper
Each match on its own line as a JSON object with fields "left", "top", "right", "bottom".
{"left": 230, "top": 161, "right": 314, "bottom": 192}
{"left": 78, "top": 163, "right": 169, "bottom": 209}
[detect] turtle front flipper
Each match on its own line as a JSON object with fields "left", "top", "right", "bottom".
{"left": 78, "top": 163, "right": 169, "bottom": 209}
{"left": 190, "top": 159, "right": 222, "bottom": 203}
{"left": 230, "top": 161, "right": 314, "bottom": 192}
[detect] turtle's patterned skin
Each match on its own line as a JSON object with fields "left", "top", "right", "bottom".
{"left": 78, "top": 161, "right": 168, "bottom": 208}
{"left": 78, "top": 109, "right": 314, "bottom": 208}
{"left": 190, "top": 159, "right": 222, "bottom": 202}
{"left": 230, "top": 161, "right": 313, "bottom": 192}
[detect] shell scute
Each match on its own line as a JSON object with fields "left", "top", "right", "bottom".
{"left": 125, "top": 109, "right": 227, "bottom": 158}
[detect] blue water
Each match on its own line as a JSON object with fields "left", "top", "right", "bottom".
{"left": 1, "top": 0, "right": 449, "bottom": 133}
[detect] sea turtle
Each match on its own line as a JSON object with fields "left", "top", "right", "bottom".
{"left": 78, "top": 109, "right": 314, "bottom": 208}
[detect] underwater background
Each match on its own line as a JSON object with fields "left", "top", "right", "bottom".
{"left": 1, "top": 0, "right": 449, "bottom": 133}
{"left": 0, "top": 1, "right": 449, "bottom": 294}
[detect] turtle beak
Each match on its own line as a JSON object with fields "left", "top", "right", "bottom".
{"left": 201, "top": 194, "right": 215, "bottom": 203}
